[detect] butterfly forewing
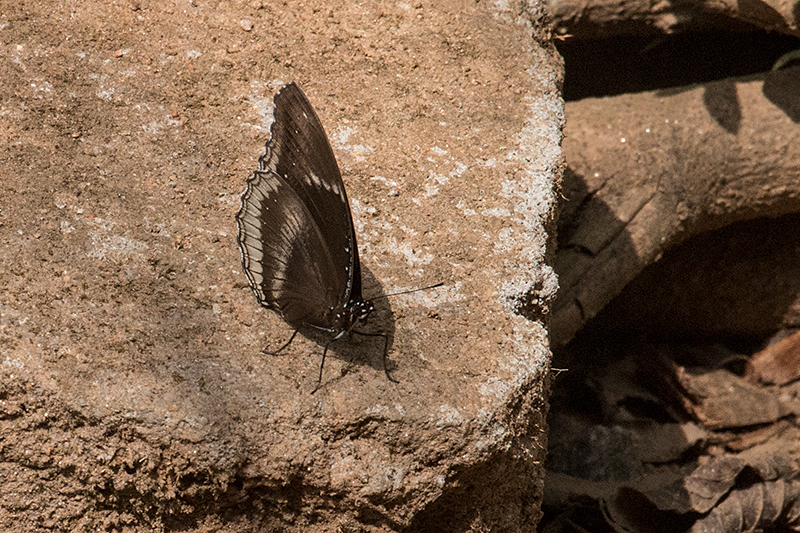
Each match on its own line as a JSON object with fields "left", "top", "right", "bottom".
{"left": 263, "top": 84, "right": 359, "bottom": 304}
{"left": 236, "top": 82, "right": 364, "bottom": 334}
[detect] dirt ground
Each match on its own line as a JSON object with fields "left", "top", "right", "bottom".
{"left": 1, "top": 0, "right": 561, "bottom": 531}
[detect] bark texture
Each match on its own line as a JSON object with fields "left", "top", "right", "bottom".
{"left": 554, "top": 67, "right": 800, "bottom": 346}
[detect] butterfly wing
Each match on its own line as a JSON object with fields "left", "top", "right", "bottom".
{"left": 236, "top": 82, "right": 363, "bottom": 333}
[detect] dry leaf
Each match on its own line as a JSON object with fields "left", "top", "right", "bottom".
{"left": 675, "top": 367, "right": 783, "bottom": 429}
{"left": 644, "top": 456, "right": 745, "bottom": 514}
{"left": 690, "top": 480, "right": 800, "bottom": 533}
{"left": 749, "top": 330, "right": 800, "bottom": 385}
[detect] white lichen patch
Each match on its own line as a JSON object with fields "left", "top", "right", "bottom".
{"left": 493, "top": 86, "right": 563, "bottom": 313}
{"left": 332, "top": 126, "right": 374, "bottom": 162}
{"left": 432, "top": 404, "right": 465, "bottom": 429}
{"left": 86, "top": 219, "right": 148, "bottom": 262}
{"left": 243, "top": 79, "right": 284, "bottom": 132}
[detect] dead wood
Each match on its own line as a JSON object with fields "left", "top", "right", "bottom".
{"left": 553, "top": 66, "right": 800, "bottom": 346}
{"left": 578, "top": 214, "right": 800, "bottom": 341}
{"left": 548, "top": 0, "right": 800, "bottom": 39}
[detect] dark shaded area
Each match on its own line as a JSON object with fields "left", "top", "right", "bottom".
{"left": 544, "top": 214, "right": 800, "bottom": 531}
{"left": 557, "top": 28, "right": 800, "bottom": 100}
{"left": 586, "top": 212, "right": 800, "bottom": 343}
{"left": 406, "top": 453, "right": 541, "bottom": 533}
{"left": 763, "top": 64, "right": 800, "bottom": 121}
{"left": 702, "top": 78, "right": 741, "bottom": 133}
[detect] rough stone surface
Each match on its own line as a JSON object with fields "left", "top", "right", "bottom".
{"left": 0, "top": 0, "right": 562, "bottom": 531}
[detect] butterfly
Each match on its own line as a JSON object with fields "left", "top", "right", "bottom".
{"left": 236, "top": 82, "right": 392, "bottom": 393}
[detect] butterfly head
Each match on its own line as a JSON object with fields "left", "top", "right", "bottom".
{"left": 337, "top": 298, "right": 374, "bottom": 333}
{"left": 355, "top": 299, "right": 375, "bottom": 322}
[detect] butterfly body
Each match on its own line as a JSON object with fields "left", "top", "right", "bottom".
{"left": 236, "top": 82, "right": 387, "bottom": 391}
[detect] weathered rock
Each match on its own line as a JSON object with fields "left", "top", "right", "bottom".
{"left": 0, "top": 0, "right": 562, "bottom": 530}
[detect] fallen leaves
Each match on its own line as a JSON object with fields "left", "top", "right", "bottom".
{"left": 749, "top": 330, "right": 800, "bottom": 386}
{"left": 544, "top": 338, "right": 800, "bottom": 532}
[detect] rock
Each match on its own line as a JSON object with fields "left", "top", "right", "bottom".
{"left": 0, "top": 0, "right": 561, "bottom": 531}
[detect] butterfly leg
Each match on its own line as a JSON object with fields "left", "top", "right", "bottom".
{"left": 352, "top": 330, "right": 398, "bottom": 384}
{"left": 311, "top": 340, "right": 333, "bottom": 394}
{"left": 264, "top": 329, "right": 299, "bottom": 356}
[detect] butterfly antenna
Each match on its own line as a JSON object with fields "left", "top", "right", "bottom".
{"left": 371, "top": 282, "right": 444, "bottom": 300}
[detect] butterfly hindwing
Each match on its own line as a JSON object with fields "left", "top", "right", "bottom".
{"left": 237, "top": 168, "right": 340, "bottom": 330}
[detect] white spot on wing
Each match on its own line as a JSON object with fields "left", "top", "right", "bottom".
{"left": 248, "top": 247, "right": 263, "bottom": 262}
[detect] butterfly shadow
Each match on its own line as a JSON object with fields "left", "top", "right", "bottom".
{"left": 264, "top": 266, "right": 398, "bottom": 392}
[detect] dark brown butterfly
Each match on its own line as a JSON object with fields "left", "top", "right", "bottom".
{"left": 236, "top": 82, "right": 389, "bottom": 393}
